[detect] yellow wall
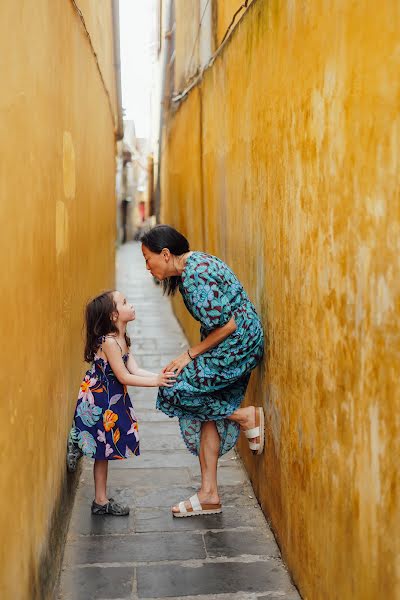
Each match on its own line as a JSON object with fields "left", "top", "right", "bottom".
{"left": 161, "top": 1, "right": 400, "bottom": 598}
{"left": 161, "top": 87, "right": 204, "bottom": 342}
{"left": 174, "top": 0, "right": 200, "bottom": 91}
{"left": 0, "top": 1, "right": 118, "bottom": 598}
{"left": 215, "top": 0, "right": 254, "bottom": 46}
{"left": 76, "top": 0, "right": 119, "bottom": 123}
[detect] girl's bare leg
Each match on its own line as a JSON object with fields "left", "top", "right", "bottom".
{"left": 94, "top": 459, "right": 109, "bottom": 505}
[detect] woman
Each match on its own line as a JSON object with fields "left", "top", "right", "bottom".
{"left": 141, "top": 225, "right": 265, "bottom": 517}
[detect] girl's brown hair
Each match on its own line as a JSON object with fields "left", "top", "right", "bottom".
{"left": 84, "top": 290, "right": 131, "bottom": 362}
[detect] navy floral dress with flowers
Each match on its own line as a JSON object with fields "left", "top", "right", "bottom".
{"left": 68, "top": 344, "right": 140, "bottom": 460}
{"left": 157, "top": 252, "right": 264, "bottom": 457}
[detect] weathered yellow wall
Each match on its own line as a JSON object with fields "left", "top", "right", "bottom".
{"left": 215, "top": 0, "right": 254, "bottom": 46}
{"left": 174, "top": 0, "right": 200, "bottom": 91}
{"left": 76, "top": 0, "right": 119, "bottom": 123}
{"left": 0, "top": 1, "right": 118, "bottom": 598}
{"left": 161, "top": 1, "right": 400, "bottom": 598}
{"left": 161, "top": 87, "right": 204, "bottom": 342}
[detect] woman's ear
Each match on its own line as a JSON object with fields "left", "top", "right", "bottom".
{"left": 162, "top": 247, "right": 171, "bottom": 261}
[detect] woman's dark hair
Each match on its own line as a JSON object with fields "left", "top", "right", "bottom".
{"left": 84, "top": 290, "right": 131, "bottom": 362}
{"left": 141, "top": 225, "right": 190, "bottom": 295}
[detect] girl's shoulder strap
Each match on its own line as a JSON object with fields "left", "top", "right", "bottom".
{"left": 102, "top": 335, "right": 123, "bottom": 354}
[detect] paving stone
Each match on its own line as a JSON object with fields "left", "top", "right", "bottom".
{"left": 136, "top": 409, "right": 174, "bottom": 422}
{"left": 135, "top": 485, "right": 198, "bottom": 508}
{"left": 68, "top": 510, "right": 136, "bottom": 537}
{"left": 107, "top": 467, "right": 191, "bottom": 487}
{"left": 218, "top": 484, "right": 261, "bottom": 507}
{"left": 138, "top": 594, "right": 262, "bottom": 600}
{"left": 191, "top": 465, "right": 247, "bottom": 486}
{"left": 110, "top": 451, "right": 198, "bottom": 469}
{"left": 136, "top": 561, "right": 293, "bottom": 598}
{"left": 64, "top": 532, "right": 206, "bottom": 565}
{"left": 138, "top": 421, "right": 180, "bottom": 437}
{"left": 204, "top": 529, "right": 280, "bottom": 558}
{"left": 128, "top": 387, "right": 158, "bottom": 402}
{"left": 58, "top": 566, "right": 134, "bottom": 599}
{"left": 139, "top": 434, "right": 187, "bottom": 451}
{"left": 135, "top": 505, "right": 267, "bottom": 533}
{"left": 132, "top": 398, "right": 159, "bottom": 411}
{"left": 257, "top": 594, "right": 299, "bottom": 599}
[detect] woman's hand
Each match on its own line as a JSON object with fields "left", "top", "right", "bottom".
{"left": 157, "top": 371, "right": 177, "bottom": 387}
{"left": 163, "top": 351, "right": 192, "bottom": 376}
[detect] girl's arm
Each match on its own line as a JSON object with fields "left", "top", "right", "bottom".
{"left": 103, "top": 338, "right": 175, "bottom": 387}
{"left": 126, "top": 353, "right": 157, "bottom": 378}
{"left": 164, "top": 317, "right": 237, "bottom": 375}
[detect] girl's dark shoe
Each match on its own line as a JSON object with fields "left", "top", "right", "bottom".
{"left": 91, "top": 498, "right": 130, "bottom": 516}
{"left": 66, "top": 438, "right": 83, "bottom": 473}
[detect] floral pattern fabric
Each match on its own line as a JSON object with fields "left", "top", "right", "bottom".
{"left": 69, "top": 352, "right": 140, "bottom": 460}
{"left": 157, "top": 252, "right": 264, "bottom": 457}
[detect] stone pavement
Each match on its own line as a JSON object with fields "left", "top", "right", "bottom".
{"left": 58, "top": 242, "right": 301, "bottom": 600}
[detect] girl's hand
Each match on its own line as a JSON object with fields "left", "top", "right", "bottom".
{"left": 163, "top": 352, "right": 192, "bottom": 376}
{"left": 157, "top": 371, "right": 177, "bottom": 387}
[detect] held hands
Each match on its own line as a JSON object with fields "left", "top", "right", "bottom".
{"left": 163, "top": 351, "right": 192, "bottom": 376}
{"left": 157, "top": 371, "right": 177, "bottom": 387}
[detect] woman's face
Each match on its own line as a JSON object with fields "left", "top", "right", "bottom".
{"left": 142, "top": 244, "right": 169, "bottom": 281}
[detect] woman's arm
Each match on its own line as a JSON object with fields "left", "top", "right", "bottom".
{"left": 164, "top": 317, "right": 237, "bottom": 375}
{"left": 190, "top": 317, "right": 236, "bottom": 357}
{"left": 126, "top": 353, "right": 158, "bottom": 378}
{"left": 103, "top": 338, "right": 175, "bottom": 387}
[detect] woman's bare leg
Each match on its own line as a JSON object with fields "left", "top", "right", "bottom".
{"left": 172, "top": 421, "right": 220, "bottom": 512}
{"left": 198, "top": 421, "right": 220, "bottom": 503}
{"left": 94, "top": 459, "right": 109, "bottom": 505}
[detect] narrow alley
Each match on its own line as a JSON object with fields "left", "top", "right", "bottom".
{"left": 58, "top": 243, "right": 300, "bottom": 600}
{"left": 2, "top": 2, "right": 398, "bottom": 598}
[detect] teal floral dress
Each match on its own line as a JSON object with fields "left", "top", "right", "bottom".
{"left": 68, "top": 342, "right": 140, "bottom": 460}
{"left": 157, "top": 252, "right": 264, "bottom": 456}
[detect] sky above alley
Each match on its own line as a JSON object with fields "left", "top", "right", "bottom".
{"left": 119, "top": 0, "right": 155, "bottom": 138}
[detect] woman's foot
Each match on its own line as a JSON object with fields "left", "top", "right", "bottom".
{"left": 229, "top": 406, "right": 265, "bottom": 454}
{"left": 172, "top": 492, "right": 222, "bottom": 517}
{"left": 231, "top": 406, "right": 257, "bottom": 440}
{"left": 172, "top": 490, "right": 220, "bottom": 514}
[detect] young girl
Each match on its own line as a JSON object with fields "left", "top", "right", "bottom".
{"left": 66, "top": 289, "right": 175, "bottom": 516}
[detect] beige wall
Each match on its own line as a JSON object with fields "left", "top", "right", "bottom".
{"left": 0, "top": 1, "right": 118, "bottom": 598}
{"left": 160, "top": 1, "right": 400, "bottom": 598}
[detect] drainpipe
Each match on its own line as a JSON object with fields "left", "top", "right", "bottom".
{"left": 112, "top": 0, "right": 124, "bottom": 141}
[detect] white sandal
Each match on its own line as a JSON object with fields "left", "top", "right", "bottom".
{"left": 172, "top": 493, "right": 222, "bottom": 518}
{"left": 244, "top": 407, "right": 265, "bottom": 455}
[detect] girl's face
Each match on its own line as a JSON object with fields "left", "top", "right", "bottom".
{"left": 112, "top": 291, "right": 135, "bottom": 323}
{"left": 142, "top": 244, "right": 170, "bottom": 281}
